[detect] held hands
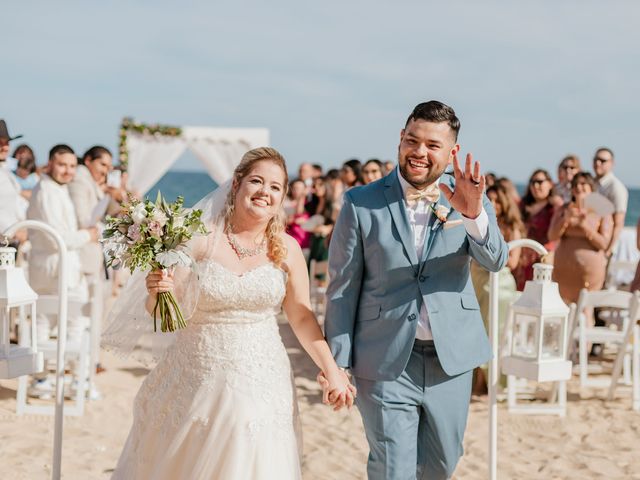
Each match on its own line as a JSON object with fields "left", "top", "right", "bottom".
{"left": 439, "top": 153, "right": 485, "bottom": 219}
{"left": 145, "top": 269, "right": 175, "bottom": 300}
{"left": 316, "top": 369, "right": 357, "bottom": 411}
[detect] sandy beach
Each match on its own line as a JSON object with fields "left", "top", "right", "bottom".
{"left": 1, "top": 318, "right": 639, "bottom": 480}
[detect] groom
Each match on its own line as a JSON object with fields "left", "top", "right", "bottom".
{"left": 324, "top": 101, "right": 508, "bottom": 479}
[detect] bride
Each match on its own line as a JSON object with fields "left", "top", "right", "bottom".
{"left": 104, "top": 147, "right": 354, "bottom": 479}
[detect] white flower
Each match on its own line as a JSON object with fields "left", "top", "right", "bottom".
{"left": 431, "top": 204, "right": 450, "bottom": 223}
{"left": 156, "top": 250, "right": 193, "bottom": 268}
{"left": 172, "top": 215, "right": 185, "bottom": 229}
{"left": 152, "top": 208, "right": 168, "bottom": 227}
{"left": 131, "top": 203, "right": 148, "bottom": 224}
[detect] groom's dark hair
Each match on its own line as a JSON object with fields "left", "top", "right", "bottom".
{"left": 405, "top": 101, "right": 460, "bottom": 141}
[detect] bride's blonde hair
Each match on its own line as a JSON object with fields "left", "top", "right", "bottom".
{"left": 224, "top": 147, "right": 289, "bottom": 267}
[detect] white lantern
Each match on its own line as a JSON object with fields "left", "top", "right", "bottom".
{"left": 0, "top": 245, "right": 43, "bottom": 378}
{"left": 502, "top": 263, "right": 572, "bottom": 382}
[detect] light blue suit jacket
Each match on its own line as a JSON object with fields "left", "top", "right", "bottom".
{"left": 325, "top": 169, "right": 508, "bottom": 381}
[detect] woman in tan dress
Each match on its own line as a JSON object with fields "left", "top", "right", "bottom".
{"left": 548, "top": 172, "right": 613, "bottom": 303}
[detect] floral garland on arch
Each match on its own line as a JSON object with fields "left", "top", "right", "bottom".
{"left": 119, "top": 117, "right": 183, "bottom": 170}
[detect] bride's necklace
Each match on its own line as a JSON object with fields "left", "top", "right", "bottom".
{"left": 225, "top": 224, "right": 267, "bottom": 260}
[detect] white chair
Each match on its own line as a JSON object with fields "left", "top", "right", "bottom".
{"left": 16, "top": 295, "right": 92, "bottom": 416}
{"left": 607, "top": 291, "right": 640, "bottom": 411}
{"left": 605, "top": 260, "right": 639, "bottom": 289}
{"left": 309, "top": 259, "right": 329, "bottom": 323}
{"left": 570, "top": 288, "right": 633, "bottom": 389}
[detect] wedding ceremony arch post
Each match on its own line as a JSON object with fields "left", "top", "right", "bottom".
{"left": 487, "top": 239, "right": 548, "bottom": 480}
{"left": 118, "top": 118, "right": 270, "bottom": 194}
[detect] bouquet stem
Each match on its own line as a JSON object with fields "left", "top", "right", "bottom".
{"left": 152, "top": 291, "right": 187, "bottom": 332}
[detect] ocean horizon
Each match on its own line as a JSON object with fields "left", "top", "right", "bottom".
{"left": 148, "top": 170, "right": 640, "bottom": 227}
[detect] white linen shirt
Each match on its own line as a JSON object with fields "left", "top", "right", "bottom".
{"left": 396, "top": 167, "right": 488, "bottom": 340}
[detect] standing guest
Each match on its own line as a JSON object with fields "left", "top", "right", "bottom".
{"left": 593, "top": 147, "right": 628, "bottom": 257}
{"left": 630, "top": 217, "right": 640, "bottom": 293}
{"left": 12, "top": 144, "right": 40, "bottom": 197}
{"left": 324, "top": 168, "right": 345, "bottom": 219}
{"left": 555, "top": 154, "right": 581, "bottom": 204}
{"left": 284, "top": 178, "right": 311, "bottom": 257}
{"left": 0, "top": 120, "right": 28, "bottom": 245}
{"left": 27, "top": 145, "right": 99, "bottom": 396}
{"left": 362, "top": 158, "right": 384, "bottom": 185}
{"left": 383, "top": 160, "right": 395, "bottom": 175}
{"left": 485, "top": 172, "right": 497, "bottom": 188}
{"left": 68, "top": 145, "right": 123, "bottom": 277}
{"left": 340, "top": 158, "right": 364, "bottom": 189}
{"left": 513, "top": 169, "right": 561, "bottom": 290}
{"left": 308, "top": 176, "right": 334, "bottom": 266}
{"left": 312, "top": 163, "right": 323, "bottom": 179}
{"left": 324, "top": 100, "right": 508, "bottom": 479}
{"left": 548, "top": 172, "right": 612, "bottom": 303}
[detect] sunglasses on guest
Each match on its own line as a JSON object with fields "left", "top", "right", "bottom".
{"left": 594, "top": 157, "right": 610, "bottom": 164}
{"left": 530, "top": 178, "right": 549, "bottom": 186}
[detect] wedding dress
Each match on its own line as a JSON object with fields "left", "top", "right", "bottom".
{"left": 111, "top": 258, "right": 302, "bottom": 479}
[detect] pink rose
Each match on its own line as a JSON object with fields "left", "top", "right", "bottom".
{"left": 127, "top": 223, "right": 142, "bottom": 243}
{"left": 148, "top": 220, "right": 163, "bottom": 239}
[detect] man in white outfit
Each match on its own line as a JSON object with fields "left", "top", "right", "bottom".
{"left": 26, "top": 144, "right": 99, "bottom": 396}
{"left": 0, "top": 119, "right": 28, "bottom": 244}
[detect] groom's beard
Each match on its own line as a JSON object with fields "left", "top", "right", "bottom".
{"left": 398, "top": 153, "right": 446, "bottom": 189}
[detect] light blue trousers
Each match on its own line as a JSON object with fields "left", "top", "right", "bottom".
{"left": 355, "top": 341, "right": 472, "bottom": 480}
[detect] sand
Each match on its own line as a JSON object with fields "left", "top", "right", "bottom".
{"left": 1, "top": 319, "right": 639, "bottom": 480}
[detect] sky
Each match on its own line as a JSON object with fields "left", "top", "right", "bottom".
{"left": 3, "top": 1, "right": 640, "bottom": 186}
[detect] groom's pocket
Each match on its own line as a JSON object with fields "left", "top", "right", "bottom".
{"left": 357, "top": 304, "right": 381, "bottom": 322}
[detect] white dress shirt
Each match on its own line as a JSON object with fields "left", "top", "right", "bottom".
{"left": 0, "top": 162, "right": 28, "bottom": 233}
{"left": 396, "top": 167, "right": 488, "bottom": 340}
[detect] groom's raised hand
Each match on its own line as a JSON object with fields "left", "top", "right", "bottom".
{"left": 439, "top": 153, "right": 485, "bottom": 219}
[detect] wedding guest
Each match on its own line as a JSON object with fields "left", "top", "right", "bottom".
{"left": 593, "top": 147, "right": 628, "bottom": 257}
{"left": 27, "top": 144, "right": 98, "bottom": 397}
{"left": 308, "top": 176, "right": 334, "bottom": 266}
{"left": 513, "top": 169, "right": 561, "bottom": 290}
{"left": 555, "top": 154, "right": 581, "bottom": 204}
{"left": 548, "top": 172, "right": 613, "bottom": 303}
{"left": 340, "top": 158, "right": 364, "bottom": 189}
{"left": 0, "top": 120, "right": 28, "bottom": 245}
{"left": 485, "top": 172, "right": 497, "bottom": 188}
{"left": 68, "top": 146, "right": 123, "bottom": 277}
{"left": 284, "top": 178, "right": 311, "bottom": 256}
{"left": 496, "top": 176, "right": 521, "bottom": 205}
{"left": 312, "top": 163, "right": 323, "bottom": 179}
{"left": 324, "top": 168, "right": 345, "bottom": 219}
{"left": 12, "top": 144, "right": 40, "bottom": 198}
{"left": 630, "top": 217, "right": 640, "bottom": 293}
{"left": 362, "top": 159, "right": 384, "bottom": 185}
{"left": 383, "top": 160, "right": 395, "bottom": 175}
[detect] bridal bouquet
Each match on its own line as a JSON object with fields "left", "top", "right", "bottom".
{"left": 102, "top": 193, "right": 208, "bottom": 332}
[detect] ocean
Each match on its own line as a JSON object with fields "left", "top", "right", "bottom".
{"left": 148, "top": 171, "right": 640, "bottom": 227}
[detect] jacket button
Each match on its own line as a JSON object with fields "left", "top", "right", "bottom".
{"left": 419, "top": 275, "right": 426, "bottom": 282}
{"left": 408, "top": 313, "right": 417, "bottom": 321}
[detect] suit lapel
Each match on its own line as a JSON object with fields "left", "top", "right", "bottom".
{"left": 419, "top": 174, "right": 454, "bottom": 274}
{"left": 383, "top": 170, "right": 419, "bottom": 270}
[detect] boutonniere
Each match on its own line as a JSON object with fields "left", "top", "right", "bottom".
{"left": 430, "top": 203, "right": 450, "bottom": 223}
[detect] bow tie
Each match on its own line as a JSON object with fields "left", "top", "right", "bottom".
{"left": 405, "top": 183, "right": 440, "bottom": 207}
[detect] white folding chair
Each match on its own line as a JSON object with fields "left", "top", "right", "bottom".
{"left": 607, "top": 292, "right": 640, "bottom": 411}
{"left": 309, "top": 259, "right": 329, "bottom": 323}
{"left": 570, "top": 288, "right": 633, "bottom": 389}
{"left": 16, "top": 295, "right": 92, "bottom": 416}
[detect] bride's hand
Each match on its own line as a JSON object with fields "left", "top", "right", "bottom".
{"left": 145, "top": 269, "right": 175, "bottom": 300}
{"left": 317, "top": 370, "right": 357, "bottom": 411}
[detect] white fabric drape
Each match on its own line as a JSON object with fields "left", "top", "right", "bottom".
{"left": 183, "top": 127, "right": 270, "bottom": 185}
{"left": 126, "top": 133, "right": 188, "bottom": 195}
{"left": 125, "top": 127, "right": 269, "bottom": 195}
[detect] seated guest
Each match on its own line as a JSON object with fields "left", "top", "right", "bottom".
{"left": 548, "top": 172, "right": 613, "bottom": 303}
{"left": 383, "top": 160, "right": 395, "bottom": 175}
{"left": 0, "top": 120, "right": 28, "bottom": 245}
{"left": 513, "top": 169, "right": 562, "bottom": 290}
{"left": 340, "top": 158, "right": 363, "bottom": 189}
{"left": 27, "top": 145, "right": 99, "bottom": 396}
{"left": 362, "top": 159, "right": 384, "bottom": 185}
{"left": 12, "top": 144, "right": 40, "bottom": 198}
{"left": 555, "top": 154, "right": 581, "bottom": 204}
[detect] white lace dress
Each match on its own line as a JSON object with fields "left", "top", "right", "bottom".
{"left": 112, "top": 260, "right": 302, "bottom": 479}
